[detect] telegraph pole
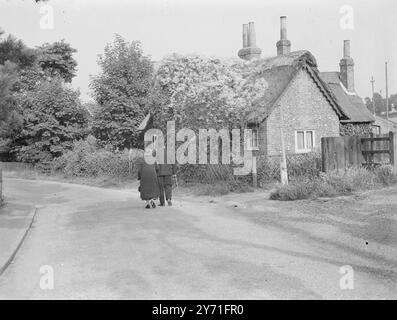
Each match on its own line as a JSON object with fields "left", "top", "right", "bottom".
{"left": 385, "top": 62, "right": 389, "bottom": 120}
{"left": 371, "top": 76, "right": 376, "bottom": 116}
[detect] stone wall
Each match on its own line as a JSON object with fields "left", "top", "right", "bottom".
{"left": 339, "top": 123, "right": 372, "bottom": 136}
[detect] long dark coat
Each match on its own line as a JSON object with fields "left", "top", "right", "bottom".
{"left": 137, "top": 160, "right": 160, "bottom": 200}
{"left": 157, "top": 164, "right": 177, "bottom": 185}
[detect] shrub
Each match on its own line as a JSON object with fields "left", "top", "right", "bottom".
{"left": 257, "top": 152, "right": 322, "bottom": 184}
{"left": 287, "top": 152, "right": 322, "bottom": 180}
{"left": 270, "top": 165, "right": 396, "bottom": 201}
{"left": 269, "top": 176, "right": 328, "bottom": 201}
{"left": 374, "top": 165, "right": 397, "bottom": 186}
{"left": 52, "top": 136, "right": 142, "bottom": 178}
{"left": 322, "top": 167, "right": 375, "bottom": 193}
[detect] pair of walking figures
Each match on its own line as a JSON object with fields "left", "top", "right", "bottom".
{"left": 137, "top": 151, "right": 177, "bottom": 209}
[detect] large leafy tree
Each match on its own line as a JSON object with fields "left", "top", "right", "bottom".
{"left": 365, "top": 92, "right": 397, "bottom": 115}
{"left": 365, "top": 93, "right": 384, "bottom": 115}
{"left": 0, "top": 33, "right": 35, "bottom": 157}
{"left": 13, "top": 79, "right": 89, "bottom": 163}
{"left": 0, "top": 34, "right": 37, "bottom": 69}
{"left": 0, "top": 62, "right": 22, "bottom": 149}
{"left": 90, "top": 34, "right": 153, "bottom": 149}
{"left": 0, "top": 31, "right": 84, "bottom": 162}
{"left": 36, "top": 40, "right": 78, "bottom": 83}
{"left": 0, "top": 62, "right": 18, "bottom": 129}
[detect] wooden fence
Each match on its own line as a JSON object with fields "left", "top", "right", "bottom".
{"left": 321, "top": 132, "right": 397, "bottom": 172}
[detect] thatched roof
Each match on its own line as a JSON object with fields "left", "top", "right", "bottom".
{"left": 320, "top": 72, "right": 375, "bottom": 123}
{"left": 244, "top": 50, "right": 345, "bottom": 123}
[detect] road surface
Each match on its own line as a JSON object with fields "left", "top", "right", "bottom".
{"left": 0, "top": 178, "right": 396, "bottom": 299}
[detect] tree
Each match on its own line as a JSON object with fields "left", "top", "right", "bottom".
{"left": 389, "top": 94, "right": 397, "bottom": 111}
{"left": 365, "top": 92, "right": 386, "bottom": 115}
{"left": 0, "top": 34, "right": 36, "bottom": 69}
{"left": 90, "top": 35, "right": 153, "bottom": 149}
{"left": 36, "top": 40, "right": 78, "bottom": 83}
{"left": 0, "top": 62, "right": 17, "bottom": 126}
{"left": 150, "top": 54, "right": 268, "bottom": 132}
{"left": 0, "top": 32, "right": 84, "bottom": 162}
{"left": 0, "top": 61, "right": 22, "bottom": 141}
{"left": 13, "top": 79, "right": 89, "bottom": 163}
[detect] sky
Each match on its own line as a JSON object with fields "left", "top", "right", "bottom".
{"left": 0, "top": 0, "right": 396, "bottom": 102}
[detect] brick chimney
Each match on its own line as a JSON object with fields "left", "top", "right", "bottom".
{"left": 339, "top": 40, "right": 355, "bottom": 92}
{"left": 238, "top": 22, "right": 261, "bottom": 60}
{"left": 276, "top": 16, "right": 291, "bottom": 55}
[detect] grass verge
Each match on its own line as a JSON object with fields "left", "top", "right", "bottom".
{"left": 270, "top": 165, "right": 397, "bottom": 201}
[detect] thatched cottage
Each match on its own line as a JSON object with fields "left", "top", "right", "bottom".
{"left": 239, "top": 17, "right": 375, "bottom": 156}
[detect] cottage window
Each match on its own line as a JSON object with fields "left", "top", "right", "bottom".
{"left": 247, "top": 128, "right": 259, "bottom": 150}
{"left": 295, "top": 130, "right": 315, "bottom": 153}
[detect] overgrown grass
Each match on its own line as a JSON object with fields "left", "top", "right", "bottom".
{"left": 182, "top": 181, "right": 254, "bottom": 196}
{"left": 257, "top": 152, "right": 322, "bottom": 184}
{"left": 270, "top": 165, "right": 397, "bottom": 201}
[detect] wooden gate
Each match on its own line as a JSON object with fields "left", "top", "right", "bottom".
{"left": 321, "top": 132, "right": 397, "bottom": 172}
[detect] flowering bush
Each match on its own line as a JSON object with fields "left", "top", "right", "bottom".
{"left": 149, "top": 54, "right": 269, "bottom": 132}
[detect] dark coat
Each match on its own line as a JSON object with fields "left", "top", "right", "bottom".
{"left": 157, "top": 164, "right": 177, "bottom": 176}
{"left": 137, "top": 160, "right": 160, "bottom": 200}
{"left": 156, "top": 164, "right": 177, "bottom": 185}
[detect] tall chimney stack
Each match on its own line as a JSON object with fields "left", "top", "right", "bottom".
{"left": 238, "top": 21, "right": 261, "bottom": 61}
{"left": 242, "top": 24, "right": 248, "bottom": 48}
{"left": 248, "top": 21, "right": 256, "bottom": 47}
{"left": 339, "top": 40, "right": 355, "bottom": 92}
{"left": 276, "top": 16, "right": 291, "bottom": 55}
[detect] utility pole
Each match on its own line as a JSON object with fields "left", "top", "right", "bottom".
{"left": 385, "top": 62, "right": 389, "bottom": 120}
{"left": 371, "top": 76, "right": 376, "bottom": 116}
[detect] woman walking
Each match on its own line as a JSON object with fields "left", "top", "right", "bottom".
{"left": 137, "top": 150, "right": 160, "bottom": 209}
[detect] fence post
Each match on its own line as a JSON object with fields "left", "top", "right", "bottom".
{"left": 390, "top": 131, "right": 397, "bottom": 168}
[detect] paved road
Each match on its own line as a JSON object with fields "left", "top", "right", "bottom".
{"left": 0, "top": 178, "right": 396, "bottom": 299}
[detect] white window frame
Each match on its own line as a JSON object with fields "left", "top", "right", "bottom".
{"left": 247, "top": 128, "right": 259, "bottom": 150}
{"left": 295, "top": 130, "right": 315, "bottom": 153}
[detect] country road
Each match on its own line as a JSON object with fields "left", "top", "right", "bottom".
{"left": 0, "top": 178, "right": 396, "bottom": 299}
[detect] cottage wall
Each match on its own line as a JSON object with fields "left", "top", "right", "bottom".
{"left": 259, "top": 68, "right": 340, "bottom": 156}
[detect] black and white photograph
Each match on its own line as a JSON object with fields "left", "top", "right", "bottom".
{"left": 0, "top": 0, "right": 396, "bottom": 304}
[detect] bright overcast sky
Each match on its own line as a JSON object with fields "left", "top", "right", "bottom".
{"left": 0, "top": 0, "right": 396, "bottom": 102}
